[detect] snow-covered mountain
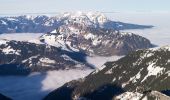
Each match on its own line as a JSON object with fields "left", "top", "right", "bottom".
{"left": 0, "top": 27, "right": 153, "bottom": 75}
{"left": 0, "top": 39, "right": 93, "bottom": 75}
{"left": 40, "top": 24, "right": 153, "bottom": 56}
{"left": 115, "top": 91, "right": 170, "bottom": 100}
{"left": 0, "top": 12, "right": 153, "bottom": 33}
{"left": 44, "top": 46, "right": 170, "bottom": 100}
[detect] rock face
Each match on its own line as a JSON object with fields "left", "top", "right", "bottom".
{"left": 40, "top": 24, "right": 153, "bottom": 56}
{"left": 0, "top": 12, "right": 153, "bottom": 33}
{"left": 0, "top": 39, "right": 92, "bottom": 75}
{"left": 44, "top": 79, "right": 84, "bottom": 100}
{"left": 114, "top": 91, "right": 170, "bottom": 100}
{"left": 0, "top": 93, "right": 11, "bottom": 100}
{"left": 44, "top": 46, "right": 170, "bottom": 100}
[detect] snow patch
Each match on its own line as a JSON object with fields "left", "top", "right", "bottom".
{"left": 84, "top": 33, "right": 96, "bottom": 40}
{"left": 92, "top": 39, "right": 101, "bottom": 46}
{"left": 0, "top": 39, "right": 8, "bottom": 45}
{"left": 167, "top": 59, "right": 170, "bottom": 63}
{"left": 41, "top": 34, "right": 64, "bottom": 48}
{"left": 141, "top": 62, "right": 164, "bottom": 82}
{"left": 61, "top": 54, "right": 77, "bottom": 63}
{"left": 65, "top": 41, "right": 79, "bottom": 52}
{"left": 121, "top": 32, "right": 133, "bottom": 36}
{"left": 122, "top": 69, "right": 143, "bottom": 88}
{"left": 22, "top": 55, "right": 40, "bottom": 66}
{"left": 39, "top": 57, "right": 56, "bottom": 64}
{"left": 115, "top": 92, "right": 147, "bottom": 100}
{"left": 2, "top": 46, "right": 21, "bottom": 55}
{"left": 0, "top": 20, "right": 7, "bottom": 25}
{"left": 130, "top": 70, "right": 142, "bottom": 83}
{"left": 51, "top": 29, "right": 58, "bottom": 33}
{"left": 163, "top": 46, "right": 170, "bottom": 51}
{"left": 105, "top": 69, "right": 113, "bottom": 74}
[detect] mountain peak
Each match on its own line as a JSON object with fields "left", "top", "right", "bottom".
{"left": 40, "top": 25, "right": 153, "bottom": 56}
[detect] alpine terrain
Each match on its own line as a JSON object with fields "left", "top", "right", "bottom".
{"left": 0, "top": 0, "right": 169, "bottom": 99}
{"left": 0, "top": 39, "right": 91, "bottom": 75}
{"left": 0, "top": 12, "right": 154, "bottom": 75}
{"left": 0, "top": 12, "right": 159, "bottom": 100}
{"left": 40, "top": 21, "right": 153, "bottom": 56}
{"left": 44, "top": 46, "right": 170, "bottom": 100}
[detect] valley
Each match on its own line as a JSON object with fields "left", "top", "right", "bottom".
{"left": 0, "top": 12, "right": 170, "bottom": 100}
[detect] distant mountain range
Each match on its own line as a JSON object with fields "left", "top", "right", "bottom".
{"left": 0, "top": 12, "right": 153, "bottom": 33}
{"left": 0, "top": 12, "right": 154, "bottom": 75}
{"left": 44, "top": 46, "right": 170, "bottom": 100}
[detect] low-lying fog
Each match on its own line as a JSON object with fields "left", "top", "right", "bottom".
{"left": 107, "top": 12, "right": 170, "bottom": 46}
{"left": 0, "top": 12, "right": 170, "bottom": 100}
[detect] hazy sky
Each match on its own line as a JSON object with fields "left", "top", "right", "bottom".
{"left": 0, "top": 0, "right": 170, "bottom": 14}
